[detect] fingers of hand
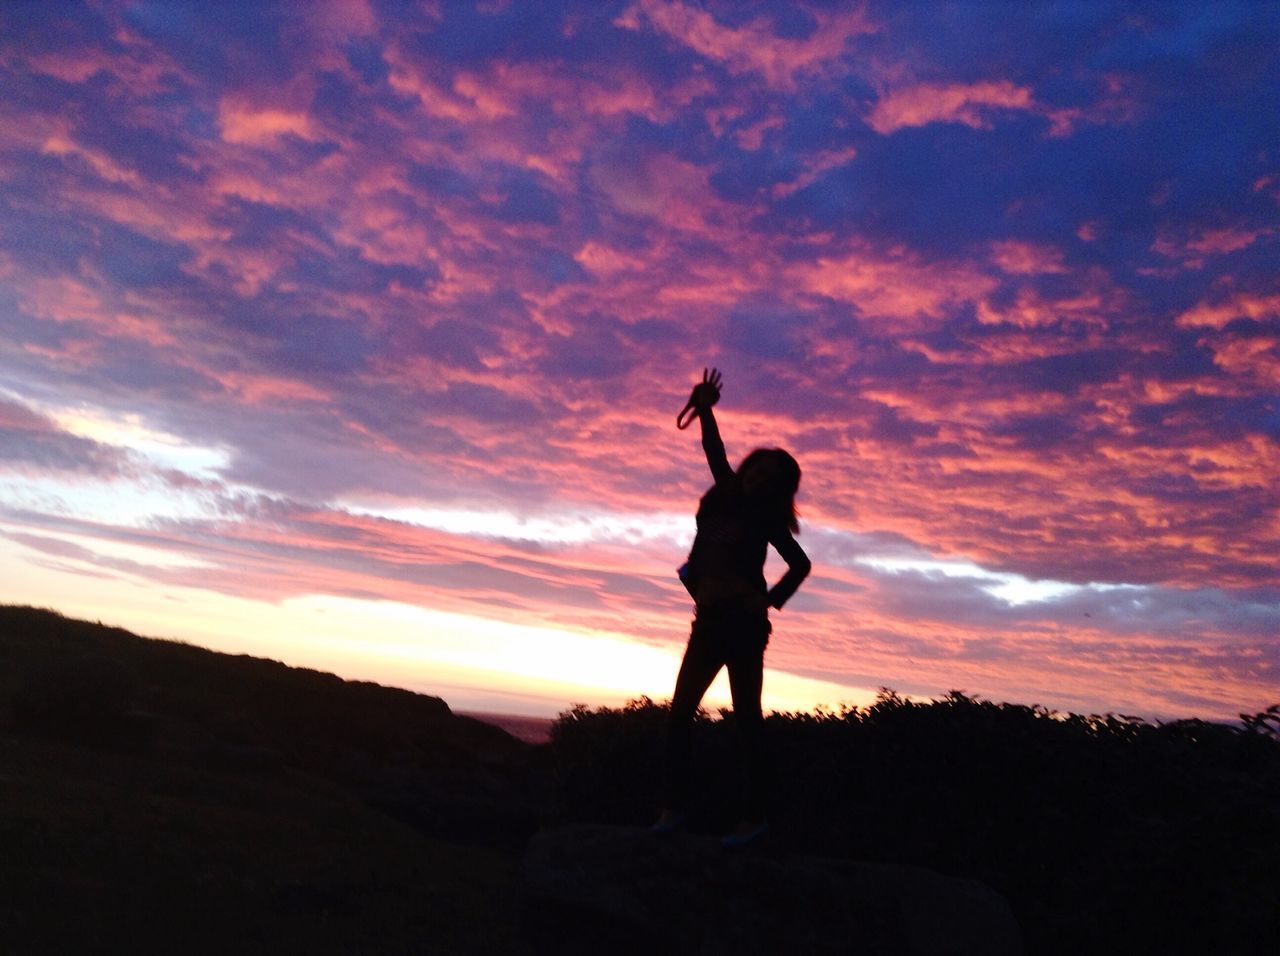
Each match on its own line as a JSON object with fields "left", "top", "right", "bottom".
{"left": 693, "top": 367, "right": 722, "bottom": 407}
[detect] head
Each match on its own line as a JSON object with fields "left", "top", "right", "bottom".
{"left": 738, "top": 447, "right": 802, "bottom": 533}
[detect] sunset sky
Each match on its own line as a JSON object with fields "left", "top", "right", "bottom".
{"left": 1, "top": 1, "right": 1277, "bottom": 721}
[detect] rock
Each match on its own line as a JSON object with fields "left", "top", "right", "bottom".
{"left": 522, "top": 824, "right": 1022, "bottom": 955}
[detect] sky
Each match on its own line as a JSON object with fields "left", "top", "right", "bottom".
{"left": 0, "top": 1, "right": 1277, "bottom": 721}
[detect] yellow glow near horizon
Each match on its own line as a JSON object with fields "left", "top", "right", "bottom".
{"left": 0, "top": 533, "right": 879, "bottom": 719}
{"left": 337, "top": 500, "right": 694, "bottom": 547}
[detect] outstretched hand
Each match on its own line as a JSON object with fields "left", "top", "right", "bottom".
{"left": 691, "top": 367, "right": 722, "bottom": 409}
{"left": 676, "top": 367, "right": 723, "bottom": 429}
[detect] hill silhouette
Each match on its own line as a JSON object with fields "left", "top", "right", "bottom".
{"left": 3, "top": 604, "right": 1277, "bottom": 953}
{"left": 0, "top": 604, "right": 542, "bottom": 953}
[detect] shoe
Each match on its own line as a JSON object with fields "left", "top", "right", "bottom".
{"left": 721, "top": 821, "right": 769, "bottom": 850}
{"left": 649, "top": 810, "right": 687, "bottom": 836}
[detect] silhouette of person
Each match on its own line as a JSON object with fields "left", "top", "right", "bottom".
{"left": 655, "top": 368, "right": 811, "bottom": 848}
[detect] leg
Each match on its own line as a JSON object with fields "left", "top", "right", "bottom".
{"left": 664, "top": 626, "right": 723, "bottom": 813}
{"left": 726, "top": 633, "right": 768, "bottom": 823}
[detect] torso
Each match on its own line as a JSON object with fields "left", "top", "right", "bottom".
{"left": 686, "top": 482, "right": 769, "bottom": 605}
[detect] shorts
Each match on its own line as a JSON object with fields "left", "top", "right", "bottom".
{"left": 690, "top": 599, "right": 772, "bottom": 657}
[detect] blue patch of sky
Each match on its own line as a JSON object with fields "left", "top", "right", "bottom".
{"left": 493, "top": 169, "right": 561, "bottom": 225}
{"left": 267, "top": 315, "right": 373, "bottom": 377}
{"left": 75, "top": 107, "right": 200, "bottom": 184}
{"left": 407, "top": 162, "right": 476, "bottom": 198}
{"left": 538, "top": 318, "right": 639, "bottom": 383}
{"left": 123, "top": 1, "right": 292, "bottom": 82}
{"left": 400, "top": 1, "right": 585, "bottom": 67}
{"left": 343, "top": 37, "right": 390, "bottom": 85}
{"left": 94, "top": 222, "right": 192, "bottom": 290}
{"left": 525, "top": 245, "right": 588, "bottom": 287}
{"left": 0, "top": 194, "right": 95, "bottom": 275}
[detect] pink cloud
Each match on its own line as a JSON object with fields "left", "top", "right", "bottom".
{"left": 1203, "top": 335, "right": 1280, "bottom": 386}
{"left": 39, "top": 128, "right": 146, "bottom": 187}
{"left": 867, "top": 80, "right": 1035, "bottom": 134}
{"left": 617, "top": 0, "right": 874, "bottom": 91}
{"left": 790, "top": 246, "right": 997, "bottom": 328}
{"left": 866, "top": 72, "right": 1136, "bottom": 138}
{"left": 218, "top": 101, "right": 318, "bottom": 144}
{"left": 1153, "top": 225, "right": 1273, "bottom": 269}
{"left": 1177, "top": 292, "right": 1280, "bottom": 329}
{"left": 734, "top": 112, "right": 786, "bottom": 151}
{"left": 975, "top": 272, "right": 1123, "bottom": 330}
{"left": 572, "top": 241, "right": 649, "bottom": 276}
{"left": 1253, "top": 172, "right": 1280, "bottom": 203}
{"left": 990, "top": 240, "right": 1068, "bottom": 275}
{"left": 769, "top": 145, "right": 859, "bottom": 199}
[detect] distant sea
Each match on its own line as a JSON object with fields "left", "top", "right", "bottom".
{"left": 459, "top": 710, "right": 554, "bottom": 744}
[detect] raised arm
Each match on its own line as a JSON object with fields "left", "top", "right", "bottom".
{"left": 685, "top": 368, "right": 733, "bottom": 486}
{"left": 766, "top": 526, "right": 811, "bottom": 610}
{"left": 699, "top": 404, "right": 734, "bottom": 486}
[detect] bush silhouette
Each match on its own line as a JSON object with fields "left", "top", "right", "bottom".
{"left": 549, "top": 691, "right": 1280, "bottom": 956}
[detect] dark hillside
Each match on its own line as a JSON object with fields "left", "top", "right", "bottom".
{"left": 1, "top": 733, "right": 520, "bottom": 954}
{"left": 0, "top": 604, "right": 544, "bottom": 953}
{"left": 1, "top": 604, "right": 524, "bottom": 764}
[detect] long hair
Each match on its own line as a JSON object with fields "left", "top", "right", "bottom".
{"left": 738, "top": 447, "right": 802, "bottom": 534}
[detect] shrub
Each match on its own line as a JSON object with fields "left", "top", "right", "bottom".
{"left": 548, "top": 690, "right": 1280, "bottom": 956}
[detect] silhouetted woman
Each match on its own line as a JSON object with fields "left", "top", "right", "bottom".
{"left": 655, "top": 368, "right": 811, "bottom": 848}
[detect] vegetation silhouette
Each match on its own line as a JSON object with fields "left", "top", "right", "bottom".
{"left": 550, "top": 693, "right": 1280, "bottom": 955}
{"left": 5, "top": 604, "right": 1277, "bottom": 953}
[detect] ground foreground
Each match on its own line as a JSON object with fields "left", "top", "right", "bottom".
{"left": 2, "top": 605, "right": 1277, "bottom": 953}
